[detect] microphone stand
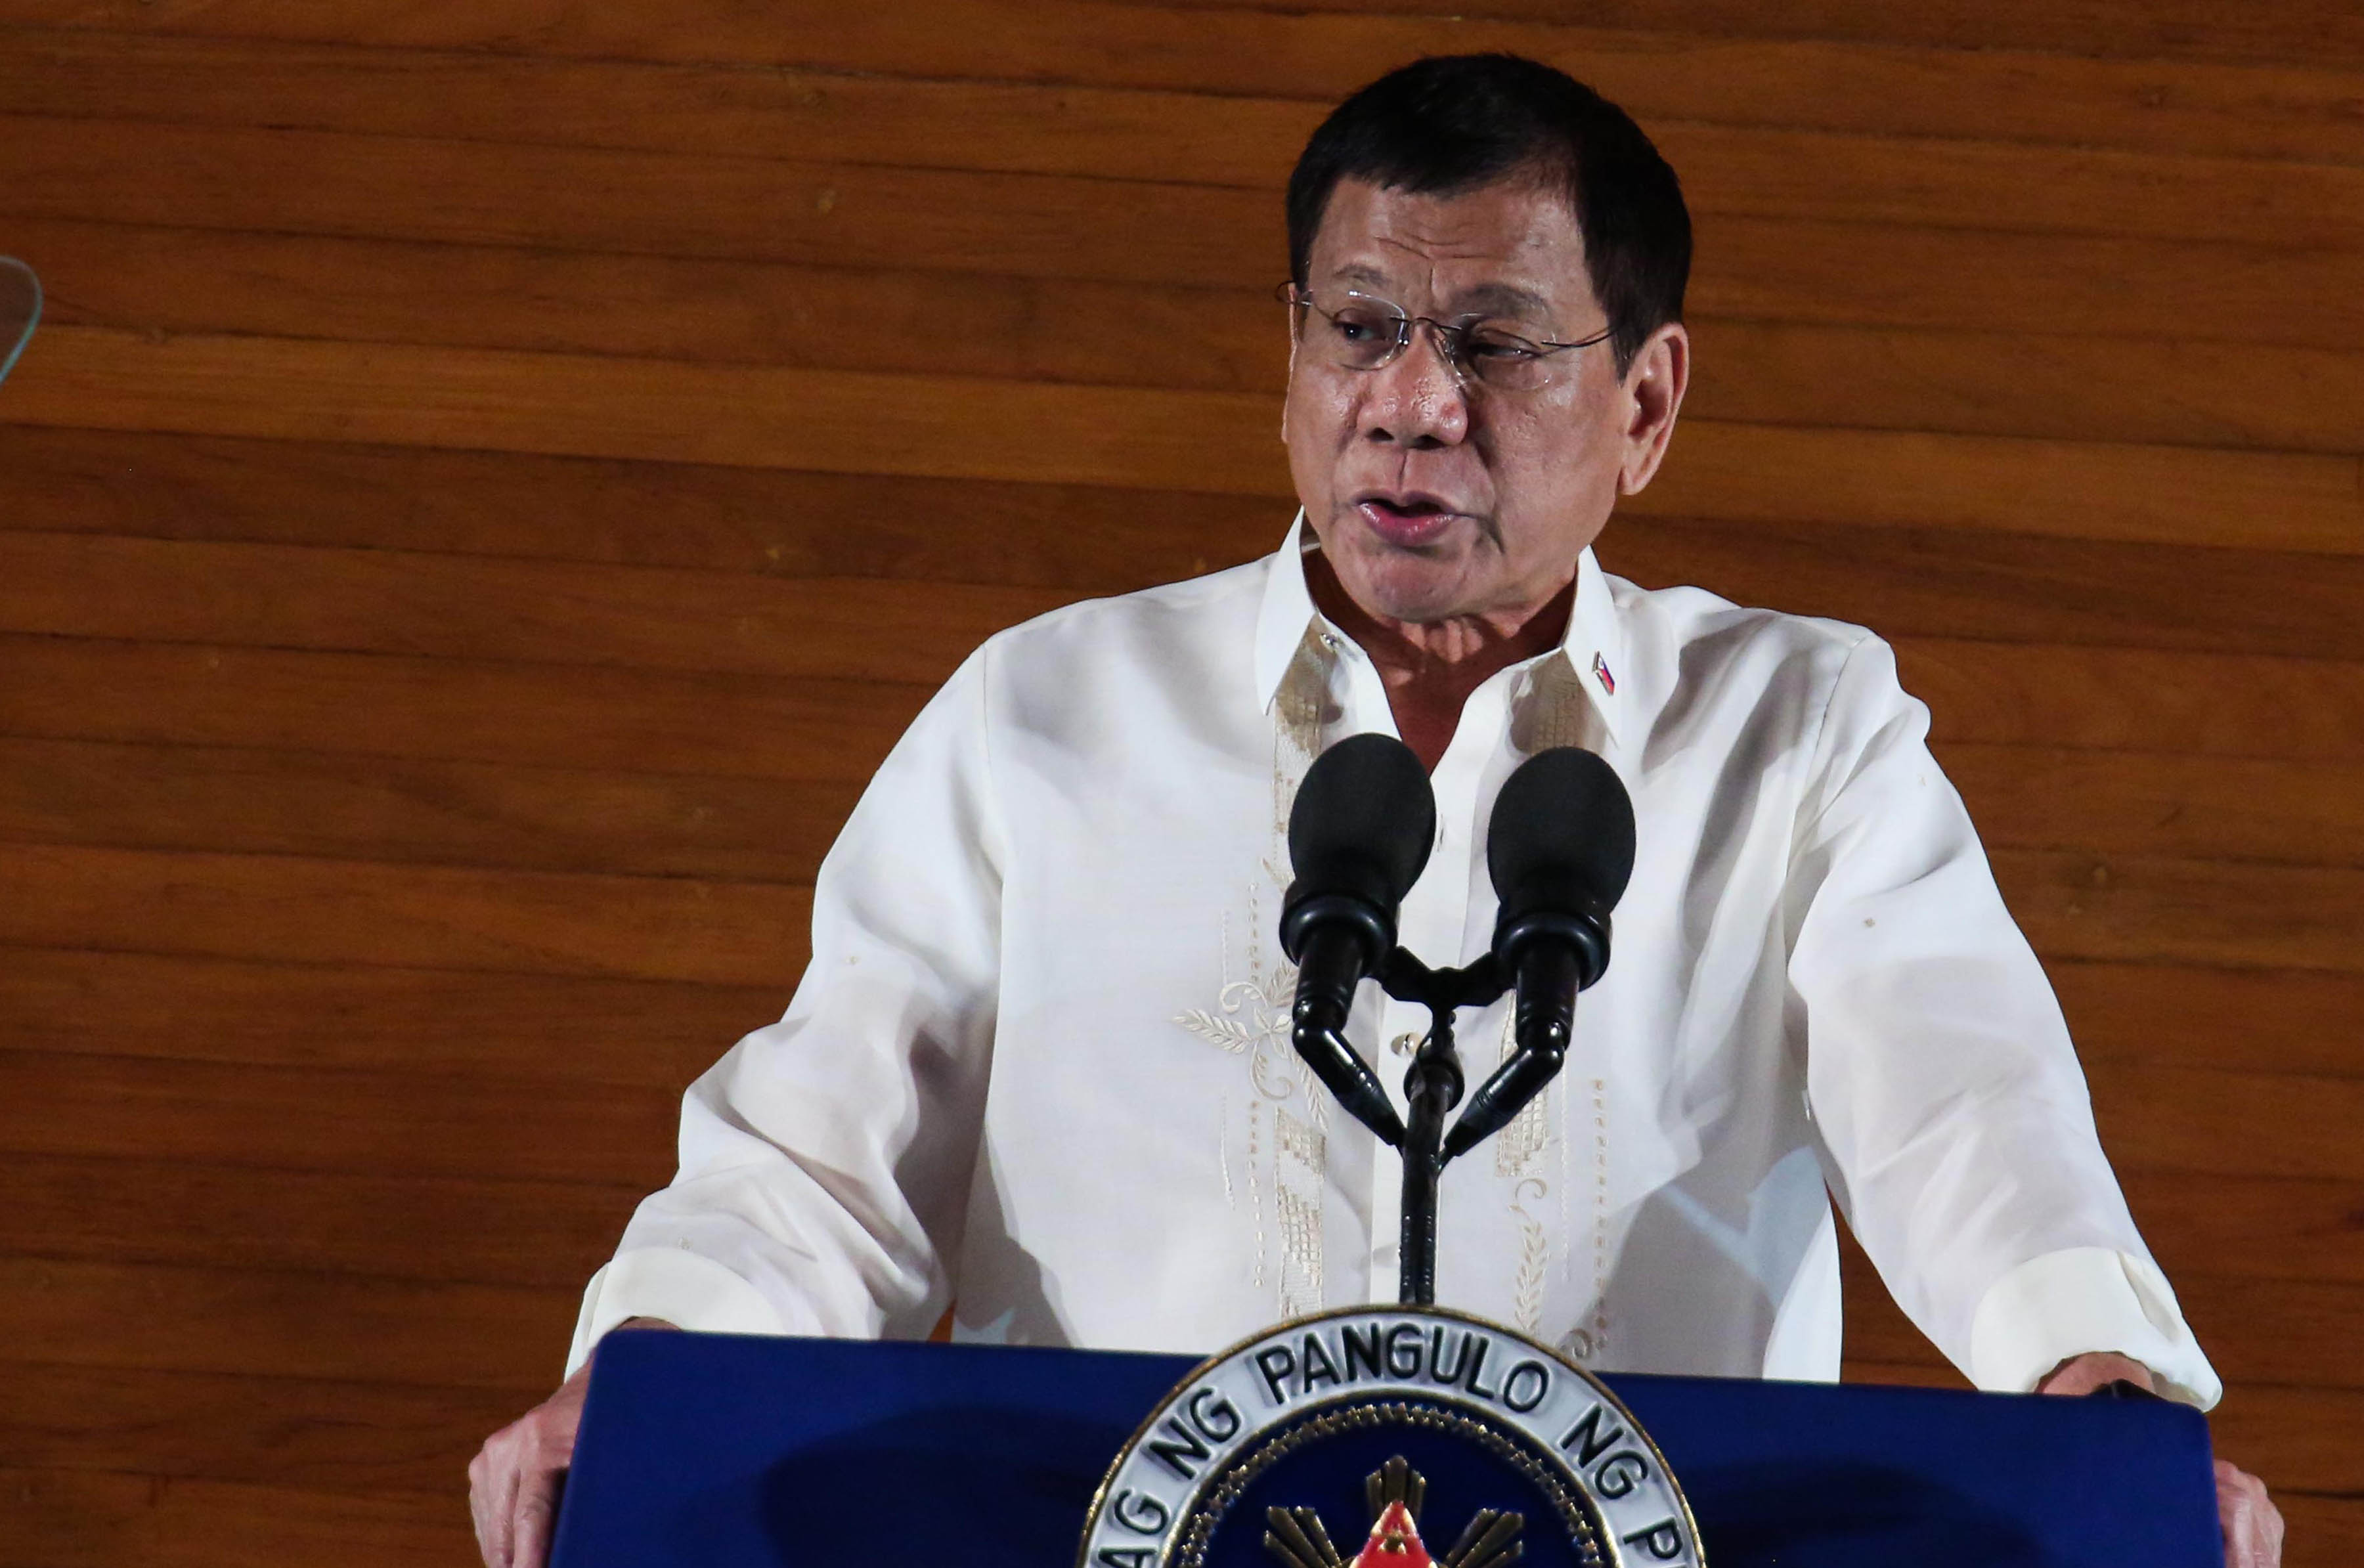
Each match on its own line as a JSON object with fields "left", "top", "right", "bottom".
{"left": 1292, "top": 947, "right": 1562, "bottom": 1307}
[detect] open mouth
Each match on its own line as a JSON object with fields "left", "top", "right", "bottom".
{"left": 1354, "top": 492, "right": 1462, "bottom": 548}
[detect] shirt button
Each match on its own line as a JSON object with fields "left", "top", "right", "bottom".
{"left": 1390, "top": 1032, "right": 1419, "bottom": 1057}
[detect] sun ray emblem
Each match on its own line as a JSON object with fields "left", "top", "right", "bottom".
{"left": 1263, "top": 1456, "right": 1523, "bottom": 1568}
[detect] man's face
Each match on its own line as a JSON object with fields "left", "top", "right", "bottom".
{"left": 1282, "top": 174, "right": 1648, "bottom": 627}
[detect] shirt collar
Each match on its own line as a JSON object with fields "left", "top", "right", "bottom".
{"left": 1252, "top": 510, "right": 1628, "bottom": 747}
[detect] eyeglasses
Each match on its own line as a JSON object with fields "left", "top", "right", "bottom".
{"left": 1280, "top": 282, "right": 1612, "bottom": 393}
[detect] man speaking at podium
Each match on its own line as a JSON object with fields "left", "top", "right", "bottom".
{"left": 471, "top": 54, "right": 2280, "bottom": 1568}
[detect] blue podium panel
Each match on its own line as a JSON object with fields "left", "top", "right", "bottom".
{"left": 552, "top": 1330, "right": 2220, "bottom": 1567}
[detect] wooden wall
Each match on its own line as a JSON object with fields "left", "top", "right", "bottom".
{"left": 1, "top": 1, "right": 2359, "bottom": 1561}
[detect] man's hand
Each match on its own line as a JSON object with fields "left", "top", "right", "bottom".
{"left": 2038, "top": 1352, "right": 2285, "bottom": 1568}
{"left": 470, "top": 1319, "right": 675, "bottom": 1568}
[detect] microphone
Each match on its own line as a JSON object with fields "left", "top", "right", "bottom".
{"left": 1443, "top": 748, "right": 1635, "bottom": 1158}
{"left": 1280, "top": 733, "right": 1436, "bottom": 1146}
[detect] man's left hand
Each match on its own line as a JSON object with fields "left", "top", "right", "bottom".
{"left": 2038, "top": 1352, "right": 2285, "bottom": 1568}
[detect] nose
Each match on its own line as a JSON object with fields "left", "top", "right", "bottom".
{"left": 1357, "top": 320, "right": 1471, "bottom": 450}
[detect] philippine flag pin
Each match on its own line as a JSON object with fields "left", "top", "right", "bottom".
{"left": 1591, "top": 651, "right": 1616, "bottom": 695}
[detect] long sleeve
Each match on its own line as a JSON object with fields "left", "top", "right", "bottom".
{"left": 567, "top": 646, "right": 1008, "bottom": 1373}
{"left": 1784, "top": 635, "right": 2221, "bottom": 1407}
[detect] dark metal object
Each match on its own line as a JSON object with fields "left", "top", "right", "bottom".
{"left": 1288, "top": 945, "right": 1557, "bottom": 1307}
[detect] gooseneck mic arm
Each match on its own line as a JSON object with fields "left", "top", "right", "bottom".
{"left": 1281, "top": 894, "right": 1405, "bottom": 1147}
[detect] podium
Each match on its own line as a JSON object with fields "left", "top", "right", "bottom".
{"left": 550, "top": 1328, "right": 2222, "bottom": 1566}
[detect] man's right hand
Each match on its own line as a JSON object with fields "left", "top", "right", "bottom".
{"left": 470, "top": 1319, "right": 674, "bottom": 1568}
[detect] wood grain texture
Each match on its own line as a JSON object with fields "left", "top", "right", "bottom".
{"left": 11, "top": 330, "right": 2357, "bottom": 548}
{"left": 0, "top": 530, "right": 1068, "bottom": 684}
{"left": 0, "top": 949, "right": 772, "bottom": 1083}
{"left": 0, "top": 635, "right": 933, "bottom": 779}
{"left": 0, "top": 1153, "right": 649, "bottom": 1289}
{"left": 0, "top": 1362, "right": 517, "bottom": 1496}
{"left": 9, "top": 43, "right": 2364, "bottom": 251}
{"left": 0, "top": 1466, "right": 476, "bottom": 1568}
{"left": 0, "top": 842, "right": 814, "bottom": 985}
{"left": 6, "top": 0, "right": 2363, "bottom": 133}
{"left": 0, "top": 734, "right": 862, "bottom": 877}
{"left": 0, "top": 1255, "right": 574, "bottom": 1391}
{"left": 1135, "top": 0, "right": 2364, "bottom": 68}
{"left": 0, "top": 1049, "right": 683, "bottom": 1187}
{"left": 1, "top": 5, "right": 2359, "bottom": 1559}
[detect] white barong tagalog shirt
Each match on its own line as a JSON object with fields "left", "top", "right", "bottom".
{"left": 571, "top": 519, "right": 2220, "bottom": 1408}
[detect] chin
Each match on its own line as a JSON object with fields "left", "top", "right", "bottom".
{"left": 1339, "top": 552, "right": 1474, "bottom": 625}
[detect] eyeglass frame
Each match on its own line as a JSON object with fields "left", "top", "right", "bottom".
{"left": 1278, "top": 280, "right": 1614, "bottom": 391}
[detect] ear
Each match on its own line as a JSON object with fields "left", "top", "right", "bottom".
{"left": 1615, "top": 322, "right": 1691, "bottom": 497}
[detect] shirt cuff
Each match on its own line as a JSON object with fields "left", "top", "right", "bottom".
{"left": 565, "top": 1246, "right": 793, "bottom": 1376}
{"left": 1967, "top": 1246, "right": 2223, "bottom": 1410}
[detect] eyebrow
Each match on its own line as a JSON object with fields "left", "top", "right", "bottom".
{"left": 1325, "top": 265, "right": 1555, "bottom": 318}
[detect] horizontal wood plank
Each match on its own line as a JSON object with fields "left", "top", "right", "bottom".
{"left": 2117, "top": 1171, "right": 2364, "bottom": 1288}
{"left": 0, "top": 425, "right": 1287, "bottom": 589}
{"left": 7, "top": 45, "right": 2364, "bottom": 252}
{"left": 1690, "top": 213, "right": 2364, "bottom": 351}
{"left": 0, "top": 735, "right": 862, "bottom": 879}
{"left": 1939, "top": 745, "right": 2364, "bottom": 868}
{"left": 1614, "top": 519, "right": 2364, "bottom": 666}
{"left": 2277, "top": 1494, "right": 2364, "bottom": 1568}
{"left": 1, "top": 328, "right": 1298, "bottom": 499}
{"left": 0, "top": 1152, "right": 642, "bottom": 1290}
{"left": 1625, "top": 422, "right": 2364, "bottom": 559}
{"left": 1681, "top": 318, "right": 2364, "bottom": 456}
{"left": 1895, "top": 642, "right": 2364, "bottom": 764}
{"left": 9, "top": 332, "right": 2357, "bottom": 552}
{"left": 5, "top": 1, "right": 2361, "bottom": 151}
{"left": 2085, "top": 1064, "right": 2364, "bottom": 1184}
{"left": 0, "top": 842, "right": 814, "bottom": 986}
{"left": 0, "top": 949, "right": 770, "bottom": 1084}
{"left": 0, "top": 1362, "right": 514, "bottom": 1496}
{"left": 0, "top": 1049, "right": 681, "bottom": 1188}
{"left": 0, "top": 635, "right": 930, "bottom": 781}
{"left": 1135, "top": 0, "right": 2364, "bottom": 70}
{"left": 0, "top": 531, "right": 1068, "bottom": 686}
{"left": 0, "top": 114, "right": 1282, "bottom": 291}
{"left": 0, "top": 1465, "right": 475, "bottom": 1568}
{"left": 1998, "top": 848, "right": 2364, "bottom": 976}
{"left": 0, "top": 1255, "right": 571, "bottom": 1391}
{"left": 18, "top": 216, "right": 2364, "bottom": 452}
{"left": 2055, "top": 961, "right": 2364, "bottom": 1079}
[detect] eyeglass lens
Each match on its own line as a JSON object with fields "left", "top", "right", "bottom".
{"left": 1292, "top": 290, "right": 1580, "bottom": 392}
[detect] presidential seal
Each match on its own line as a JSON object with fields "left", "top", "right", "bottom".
{"left": 1078, "top": 1307, "right": 1703, "bottom": 1568}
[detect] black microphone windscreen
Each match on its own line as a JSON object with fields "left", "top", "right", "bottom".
{"left": 1287, "top": 732, "right": 1437, "bottom": 908}
{"left": 1486, "top": 748, "right": 1636, "bottom": 916}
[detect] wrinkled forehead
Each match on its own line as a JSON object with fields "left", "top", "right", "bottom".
{"left": 1307, "top": 173, "right": 1593, "bottom": 319}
